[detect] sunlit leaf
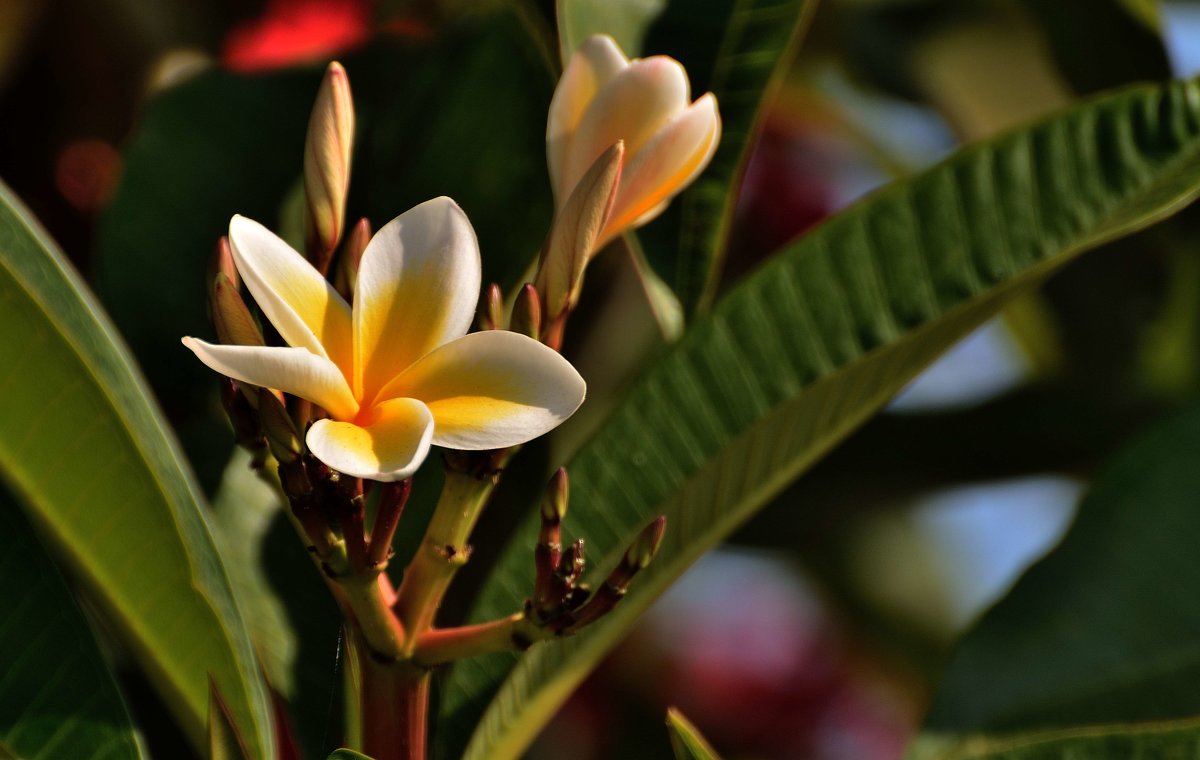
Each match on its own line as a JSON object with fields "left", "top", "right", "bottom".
{"left": 908, "top": 716, "right": 1200, "bottom": 760}
{"left": 439, "top": 76, "right": 1200, "bottom": 760}
{"left": 0, "top": 180, "right": 273, "bottom": 757}
{"left": 666, "top": 708, "right": 723, "bottom": 760}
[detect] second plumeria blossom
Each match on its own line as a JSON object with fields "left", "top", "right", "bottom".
{"left": 184, "top": 197, "right": 586, "bottom": 481}
{"left": 547, "top": 34, "right": 722, "bottom": 251}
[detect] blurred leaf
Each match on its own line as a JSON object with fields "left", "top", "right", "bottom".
{"left": 209, "top": 680, "right": 250, "bottom": 760}
{"left": 354, "top": 15, "right": 556, "bottom": 291}
{"left": 556, "top": 0, "right": 670, "bottom": 61}
{"left": 0, "top": 180, "right": 273, "bottom": 756}
{"left": 666, "top": 708, "right": 723, "bottom": 760}
{"left": 672, "top": 0, "right": 816, "bottom": 314}
{"left": 439, "top": 76, "right": 1200, "bottom": 760}
{"left": 208, "top": 450, "right": 342, "bottom": 760}
{"left": 0, "top": 489, "right": 143, "bottom": 760}
{"left": 925, "top": 399, "right": 1200, "bottom": 731}
{"left": 327, "top": 750, "right": 373, "bottom": 760}
{"left": 1021, "top": 0, "right": 1169, "bottom": 95}
{"left": 96, "top": 65, "right": 321, "bottom": 491}
{"left": 908, "top": 716, "right": 1200, "bottom": 760}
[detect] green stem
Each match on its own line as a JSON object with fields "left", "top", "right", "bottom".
{"left": 394, "top": 468, "right": 498, "bottom": 650}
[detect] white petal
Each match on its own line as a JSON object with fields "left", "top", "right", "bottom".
{"left": 353, "top": 197, "right": 481, "bottom": 403}
{"left": 228, "top": 215, "right": 353, "bottom": 374}
{"left": 306, "top": 398, "right": 434, "bottom": 481}
{"left": 182, "top": 337, "right": 358, "bottom": 420}
{"left": 377, "top": 330, "right": 586, "bottom": 450}
{"left": 561, "top": 56, "right": 690, "bottom": 203}
{"left": 599, "top": 93, "right": 721, "bottom": 247}
{"left": 548, "top": 34, "right": 629, "bottom": 201}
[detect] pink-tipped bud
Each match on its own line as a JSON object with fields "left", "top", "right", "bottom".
{"left": 536, "top": 141, "right": 624, "bottom": 321}
{"left": 211, "top": 273, "right": 264, "bottom": 348}
{"left": 510, "top": 283, "right": 543, "bottom": 340}
{"left": 481, "top": 283, "right": 504, "bottom": 331}
{"left": 335, "top": 216, "right": 371, "bottom": 301}
{"left": 209, "top": 236, "right": 239, "bottom": 293}
{"left": 304, "top": 61, "right": 355, "bottom": 273}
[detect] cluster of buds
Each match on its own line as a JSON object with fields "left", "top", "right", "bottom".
{"left": 524, "top": 468, "right": 666, "bottom": 638}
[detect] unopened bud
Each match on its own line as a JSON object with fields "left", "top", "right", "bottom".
{"left": 335, "top": 216, "right": 371, "bottom": 300}
{"left": 304, "top": 61, "right": 355, "bottom": 273}
{"left": 625, "top": 515, "right": 666, "bottom": 570}
{"left": 509, "top": 283, "right": 543, "bottom": 340}
{"left": 536, "top": 141, "right": 623, "bottom": 321}
{"left": 257, "top": 387, "right": 302, "bottom": 464}
{"left": 220, "top": 378, "right": 266, "bottom": 466}
{"left": 209, "top": 236, "right": 239, "bottom": 293}
{"left": 540, "top": 467, "right": 569, "bottom": 523}
{"left": 211, "top": 272, "right": 264, "bottom": 348}
{"left": 481, "top": 283, "right": 503, "bottom": 331}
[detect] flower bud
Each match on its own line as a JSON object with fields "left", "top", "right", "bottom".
{"left": 480, "top": 282, "right": 503, "bottom": 331}
{"left": 335, "top": 216, "right": 371, "bottom": 301}
{"left": 304, "top": 61, "right": 355, "bottom": 273}
{"left": 547, "top": 35, "right": 721, "bottom": 252}
{"left": 509, "top": 283, "right": 543, "bottom": 340}
{"left": 257, "top": 387, "right": 302, "bottom": 464}
{"left": 211, "top": 272, "right": 265, "bottom": 348}
{"left": 536, "top": 141, "right": 623, "bottom": 321}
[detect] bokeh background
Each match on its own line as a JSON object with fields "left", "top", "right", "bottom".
{"left": 4, "top": 0, "right": 1200, "bottom": 757}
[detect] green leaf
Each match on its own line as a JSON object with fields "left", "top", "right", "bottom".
{"left": 0, "top": 181, "right": 273, "bottom": 756}
{"left": 907, "top": 716, "right": 1200, "bottom": 760}
{"left": 925, "top": 399, "right": 1200, "bottom": 732}
{"left": 666, "top": 708, "right": 723, "bottom": 760}
{"left": 556, "top": 0, "right": 670, "bottom": 61}
{"left": 0, "top": 489, "right": 143, "bottom": 760}
{"left": 672, "top": 0, "right": 816, "bottom": 315}
{"left": 1021, "top": 0, "right": 1169, "bottom": 95}
{"left": 208, "top": 451, "right": 342, "bottom": 759}
{"left": 439, "top": 76, "right": 1200, "bottom": 760}
{"left": 327, "top": 750, "right": 373, "bottom": 760}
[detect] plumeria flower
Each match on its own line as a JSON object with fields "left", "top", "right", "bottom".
{"left": 184, "top": 197, "right": 586, "bottom": 481}
{"left": 547, "top": 34, "right": 722, "bottom": 252}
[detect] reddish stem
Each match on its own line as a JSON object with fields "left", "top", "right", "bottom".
{"left": 360, "top": 655, "right": 430, "bottom": 760}
{"left": 369, "top": 479, "right": 412, "bottom": 568}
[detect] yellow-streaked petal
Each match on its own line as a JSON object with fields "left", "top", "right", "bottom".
{"left": 599, "top": 93, "right": 721, "bottom": 248}
{"left": 378, "top": 330, "right": 586, "bottom": 450}
{"left": 354, "top": 197, "right": 481, "bottom": 403}
{"left": 228, "top": 215, "right": 353, "bottom": 374}
{"left": 548, "top": 34, "right": 629, "bottom": 201}
{"left": 561, "top": 56, "right": 690, "bottom": 203}
{"left": 182, "top": 337, "right": 358, "bottom": 420}
{"left": 305, "top": 398, "right": 433, "bottom": 481}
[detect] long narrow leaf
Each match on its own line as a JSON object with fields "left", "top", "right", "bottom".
{"left": 674, "top": 0, "right": 816, "bottom": 314}
{"left": 0, "top": 181, "right": 273, "bottom": 756}
{"left": 908, "top": 716, "right": 1200, "bottom": 760}
{"left": 439, "top": 77, "right": 1200, "bottom": 760}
